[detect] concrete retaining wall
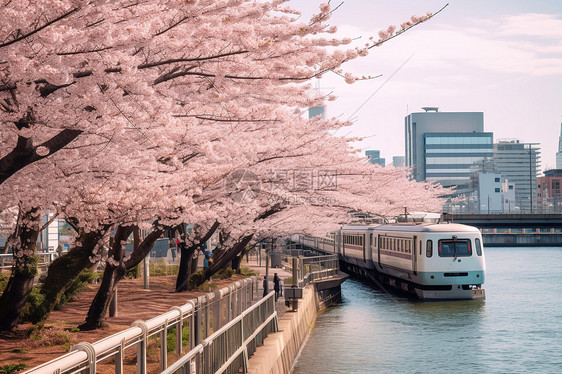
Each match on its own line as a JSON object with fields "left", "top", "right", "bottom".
{"left": 247, "top": 286, "right": 317, "bottom": 374}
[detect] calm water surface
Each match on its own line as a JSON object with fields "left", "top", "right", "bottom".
{"left": 292, "top": 247, "right": 562, "bottom": 374}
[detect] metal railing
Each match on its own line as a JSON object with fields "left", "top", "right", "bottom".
{"left": 23, "top": 276, "right": 275, "bottom": 374}
{"left": 301, "top": 255, "right": 340, "bottom": 285}
{"left": 280, "top": 253, "right": 340, "bottom": 288}
{"left": 0, "top": 252, "right": 57, "bottom": 271}
{"left": 162, "top": 291, "right": 277, "bottom": 374}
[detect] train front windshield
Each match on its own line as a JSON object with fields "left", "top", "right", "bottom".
{"left": 438, "top": 239, "right": 472, "bottom": 257}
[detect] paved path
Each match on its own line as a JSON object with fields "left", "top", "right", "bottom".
{"left": 241, "top": 253, "right": 294, "bottom": 316}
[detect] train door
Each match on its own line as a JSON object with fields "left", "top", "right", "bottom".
{"left": 342, "top": 232, "right": 345, "bottom": 257}
{"left": 412, "top": 236, "right": 417, "bottom": 275}
{"left": 377, "top": 234, "right": 382, "bottom": 268}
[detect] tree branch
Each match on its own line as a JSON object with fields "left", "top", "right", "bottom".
{"left": 0, "top": 7, "right": 80, "bottom": 49}
{"left": 0, "top": 129, "right": 82, "bottom": 185}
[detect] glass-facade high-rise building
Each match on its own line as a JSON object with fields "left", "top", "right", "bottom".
{"left": 405, "top": 107, "right": 493, "bottom": 187}
{"left": 424, "top": 133, "right": 493, "bottom": 186}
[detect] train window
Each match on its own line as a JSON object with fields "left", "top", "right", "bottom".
{"left": 475, "top": 238, "right": 482, "bottom": 256}
{"left": 426, "top": 240, "right": 433, "bottom": 257}
{"left": 438, "top": 239, "right": 472, "bottom": 257}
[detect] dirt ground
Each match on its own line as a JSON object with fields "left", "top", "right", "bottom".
{"left": 0, "top": 274, "right": 250, "bottom": 372}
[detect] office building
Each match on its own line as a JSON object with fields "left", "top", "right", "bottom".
{"left": 308, "top": 106, "right": 325, "bottom": 119}
{"left": 537, "top": 169, "right": 562, "bottom": 213}
{"left": 405, "top": 107, "right": 493, "bottom": 187}
{"left": 476, "top": 173, "right": 503, "bottom": 213}
{"left": 502, "top": 179, "right": 516, "bottom": 213}
{"left": 392, "top": 156, "right": 405, "bottom": 167}
{"left": 365, "top": 150, "right": 385, "bottom": 166}
{"left": 493, "top": 140, "right": 540, "bottom": 213}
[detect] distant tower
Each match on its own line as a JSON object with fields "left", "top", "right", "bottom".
{"left": 556, "top": 124, "right": 562, "bottom": 169}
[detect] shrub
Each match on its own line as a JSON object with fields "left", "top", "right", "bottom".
{"left": 215, "top": 268, "right": 235, "bottom": 279}
{"left": 10, "top": 349, "right": 28, "bottom": 354}
{"left": 166, "top": 326, "right": 190, "bottom": 352}
{"left": 125, "top": 264, "right": 140, "bottom": 279}
{"left": 198, "top": 282, "right": 217, "bottom": 292}
{"left": 56, "top": 269, "right": 95, "bottom": 308}
{"left": 28, "top": 326, "right": 73, "bottom": 347}
{"left": 22, "top": 269, "right": 95, "bottom": 323}
{"left": 240, "top": 267, "right": 259, "bottom": 277}
{"left": 20, "top": 288, "right": 46, "bottom": 324}
{"left": 150, "top": 262, "right": 179, "bottom": 276}
{"left": 188, "top": 271, "right": 205, "bottom": 290}
{"left": 0, "top": 272, "right": 7, "bottom": 293}
{"left": 0, "top": 364, "right": 26, "bottom": 374}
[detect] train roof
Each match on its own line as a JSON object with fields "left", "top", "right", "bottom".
{"left": 341, "top": 222, "right": 480, "bottom": 233}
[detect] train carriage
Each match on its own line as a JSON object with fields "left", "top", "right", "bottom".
{"left": 299, "top": 222, "right": 486, "bottom": 300}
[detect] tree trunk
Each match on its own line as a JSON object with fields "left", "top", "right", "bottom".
{"left": 80, "top": 261, "right": 123, "bottom": 330}
{"left": 194, "top": 235, "right": 253, "bottom": 288}
{"left": 79, "top": 226, "right": 131, "bottom": 330}
{"left": 0, "top": 208, "right": 40, "bottom": 331}
{"left": 80, "top": 227, "right": 162, "bottom": 330}
{"left": 231, "top": 254, "right": 243, "bottom": 273}
{"left": 175, "top": 243, "right": 196, "bottom": 292}
{"left": 35, "top": 230, "right": 105, "bottom": 323}
{"left": 174, "top": 222, "right": 219, "bottom": 292}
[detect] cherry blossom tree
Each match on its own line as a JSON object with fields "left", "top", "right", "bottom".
{"left": 0, "top": 0, "right": 442, "bottom": 330}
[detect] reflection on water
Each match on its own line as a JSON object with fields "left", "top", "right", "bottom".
{"left": 292, "top": 247, "right": 562, "bottom": 374}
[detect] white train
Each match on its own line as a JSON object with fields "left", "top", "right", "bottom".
{"left": 299, "top": 222, "right": 486, "bottom": 300}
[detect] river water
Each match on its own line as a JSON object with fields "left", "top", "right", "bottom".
{"left": 292, "top": 247, "right": 562, "bottom": 374}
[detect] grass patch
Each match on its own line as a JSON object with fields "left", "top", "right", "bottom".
{"left": 27, "top": 324, "right": 74, "bottom": 348}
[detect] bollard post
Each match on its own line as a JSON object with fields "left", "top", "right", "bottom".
{"left": 143, "top": 255, "right": 150, "bottom": 290}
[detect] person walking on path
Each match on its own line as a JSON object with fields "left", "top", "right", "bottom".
{"left": 273, "top": 273, "right": 281, "bottom": 301}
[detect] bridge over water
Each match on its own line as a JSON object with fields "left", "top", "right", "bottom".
{"left": 441, "top": 213, "right": 562, "bottom": 246}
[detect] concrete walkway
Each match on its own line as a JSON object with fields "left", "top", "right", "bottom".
{"left": 241, "top": 253, "right": 293, "bottom": 317}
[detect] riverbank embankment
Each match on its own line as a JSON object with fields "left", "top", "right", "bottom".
{"left": 247, "top": 284, "right": 317, "bottom": 374}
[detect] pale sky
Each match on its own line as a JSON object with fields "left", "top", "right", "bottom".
{"left": 289, "top": 0, "right": 562, "bottom": 172}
